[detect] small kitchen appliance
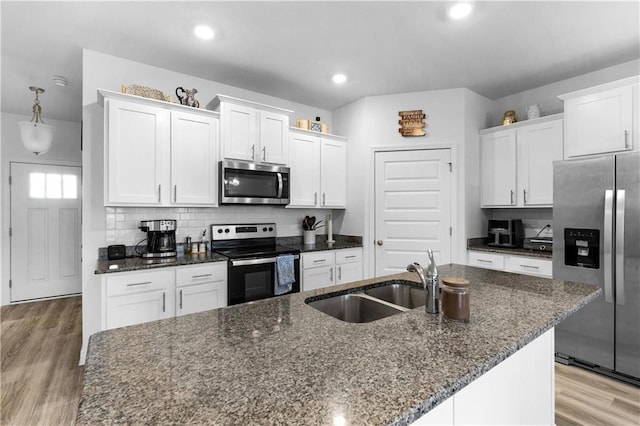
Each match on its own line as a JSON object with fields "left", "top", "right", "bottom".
{"left": 523, "top": 237, "right": 553, "bottom": 252}
{"left": 219, "top": 161, "right": 290, "bottom": 205}
{"left": 487, "top": 219, "right": 524, "bottom": 248}
{"left": 210, "top": 223, "right": 300, "bottom": 305}
{"left": 139, "top": 220, "right": 177, "bottom": 258}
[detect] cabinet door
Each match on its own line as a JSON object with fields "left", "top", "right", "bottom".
{"left": 302, "top": 265, "right": 335, "bottom": 291}
{"left": 221, "top": 102, "right": 256, "bottom": 161}
{"left": 320, "top": 139, "right": 347, "bottom": 208}
{"left": 106, "top": 99, "right": 169, "bottom": 204}
{"left": 176, "top": 281, "right": 227, "bottom": 316}
{"left": 517, "top": 119, "right": 563, "bottom": 206}
{"left": 259, "top": 111, "right": 289, "bottom": 165}
{"left": 171, "top": 112, "right": 218, "bottom": 205}
{"left": 288, "top": 132, "right": 320, "bottom": 207}
{"left": 481, "top": 130, "right": 517, "bottom": 207}
{"left": 565, "top": 85, "right": 633, "bottom": 158}
{"left": 336, "top": 262, "right": 362, "bottom": 285}
{"left": 105, "top": 289, "right": 173, "bottom": 330}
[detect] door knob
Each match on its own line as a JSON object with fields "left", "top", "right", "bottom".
{"left": 376, "top": 240, "right": 384, "bottom": 246}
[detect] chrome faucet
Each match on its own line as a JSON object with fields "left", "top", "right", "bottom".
{"left": 406, "top": 250, "right": 440, "bottom": 314}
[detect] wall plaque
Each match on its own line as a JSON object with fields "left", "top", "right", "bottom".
{"left": 398, "top": 110, "right": 427, "bottom": 137}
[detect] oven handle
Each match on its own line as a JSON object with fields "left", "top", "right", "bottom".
{"left": 230, "top": 254, "right": 299, "bottom": 267}
{"left": 277, "top": 173, "right": 284, "bottom": 199}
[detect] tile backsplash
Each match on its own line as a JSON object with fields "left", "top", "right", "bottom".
{"left": 106, "top": 206, "right": 334, "bottom": 246}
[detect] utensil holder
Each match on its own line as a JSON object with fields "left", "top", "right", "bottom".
{"left": 303, "top": 230, "right": 316, "bottom": 245}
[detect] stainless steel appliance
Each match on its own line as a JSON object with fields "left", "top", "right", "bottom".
{"left": 210, "top": 223, "right": 300, "bottom": 305}
{"left": 487, "top": 219, "right": 524, "bottom": 248}
{"left": 219, "top": 161, "right": 290, "bottom": 205}
{"left": 139, "top": 220, "right": 177, "bottom": 258}
{"left": 553, "top": 152, "right": 639, "bottom": 385}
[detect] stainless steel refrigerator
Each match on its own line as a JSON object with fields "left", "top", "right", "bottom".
{"left": 553, "top": 151, "right": 639, "bottom": 385}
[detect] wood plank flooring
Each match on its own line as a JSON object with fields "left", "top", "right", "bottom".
{"left": 1, "top": 296, "right": 84, "bottom": 425}
{"left": 1, "top": 296, "right": 638, "bottom": 425}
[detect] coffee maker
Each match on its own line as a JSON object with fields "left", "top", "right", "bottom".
{"left": 139, "top": 220, "right": 177, "bottom": 258}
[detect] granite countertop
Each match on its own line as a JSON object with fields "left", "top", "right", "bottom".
{"left": 95, "top": 235, "right": 363, "bottom": 274}
{"left": 467, "top": 238, "right": 553, "bottom": 259}
{"left": 95, "top": 252, "right": 229, "bottom": 274}
{"left": 78, "top": 265, "right": 599, "bottom": 425}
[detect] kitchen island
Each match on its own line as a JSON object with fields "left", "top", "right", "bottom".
{"left": 77, "top": 264, "right": 599, "bottom": 425}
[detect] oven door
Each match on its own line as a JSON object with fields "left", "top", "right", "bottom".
{"left": 227, "top": 255, "right": 300, "bottom": 305}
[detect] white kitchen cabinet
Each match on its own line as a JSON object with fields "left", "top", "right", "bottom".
{"left": 560, "top": 76, "right": 638, "bottom": 158}
{"left": 480, "top": 114, "right": 563, "bottom": 208}
{"left": 212, "top": 95, "right": 292, "bottom": 165}
{"left": 99, "top": 90, "right": 219, "bottom": 207}
{"left": 175, "top": 263, "right": 227, "bottom": 316}
{"left": 170, "top": 111, "right": 218, "bottom": 205}
{"left": 468, "top": 250, "right": 552, "bottom": 278}
{"left": 302, "top": 248, "right": 363, "bottom": 291}
{"left": 288, "top": 129, "right": 348, "bottom": 209}
{"left": 105, "top": 98, "right": 170, "bottom": 205}
{"left": 102, "top": 269, "right": 175, "bottom": 330}
{"left": 480, "top": 129, "right": 517, "bottom": 207}
{"left": 320, "top": 138, "right": 347, "bottom": 208}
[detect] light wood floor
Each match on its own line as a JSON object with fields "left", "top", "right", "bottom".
{"left": 1, "top": 297, "right": 639, "bottom": 425}
{"left": 1, "top": 296, "right": 84, "bottom": 425}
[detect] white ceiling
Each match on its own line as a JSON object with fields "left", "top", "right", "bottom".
{"left": 2, "top": 1, "right": 639, "bottom": 123}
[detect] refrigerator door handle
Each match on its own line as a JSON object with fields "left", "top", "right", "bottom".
{"left": 604, "top": 189, "right": 614, "bottom": 303}
{"left": 615, "top": 189, "right": 625, "bottom": 306}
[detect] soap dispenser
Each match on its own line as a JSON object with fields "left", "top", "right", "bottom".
{"left": 425, "top": 249, "right": 440, "bottom": 314}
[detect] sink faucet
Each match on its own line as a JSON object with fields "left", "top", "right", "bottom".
{"left": 406, "top": 250, "right": 439, "bottom": 314}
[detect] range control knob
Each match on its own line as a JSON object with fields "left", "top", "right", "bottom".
{"left": 225, "top": 228, "right": 230, "bottom": 233}
{"left": 217, "top": 229, "right": 223, "bottom": 234}
{"left": 268, "top": 227, "right": 273, "bottom": 232}
{"left": 263, "top": 227, "right": 267, "bottom": 232}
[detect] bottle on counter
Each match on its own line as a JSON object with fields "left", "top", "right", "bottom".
{"left": 441, "top": 277, "right": 470, "bottom": 321}
{"left": 185, "top": 237, "right": 192, "bottom": 254}
{"left": 199, "top": 229, "right": 207, "bottom": 253}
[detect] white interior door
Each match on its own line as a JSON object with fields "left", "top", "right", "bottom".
{"left": 10, "top": 163, "right": 82, "bottom": 302}
{"left": 374, "top": 149, "right": 452, "bottom": 277}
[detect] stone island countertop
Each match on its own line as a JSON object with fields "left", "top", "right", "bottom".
{"left": 78, "top": 264, "right": 599, "bottom": 425}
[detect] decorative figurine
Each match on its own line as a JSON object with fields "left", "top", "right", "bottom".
{"left": 176, "top": 87, "right": 200, "bottom": 108}
{"left": 502, "top": 110, "right": 517, "bottom": 125}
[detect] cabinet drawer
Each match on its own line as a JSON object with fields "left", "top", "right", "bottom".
{"left": 303, "top": 251, "right": 335, "bottom": 269}
{"left": 468, "top": 251, "right": 505, "bottom": 270}
{"left": 506, "top": 256, "right": 552, "bottom": 277}
{"left": 335, "top": 248, "right": 362, "bottom": 264}
{"left": 105, "top": 269, "right": 174, "bottom": 297}
{"left": 176, "top": 262, "right": 227, "bottom": 286}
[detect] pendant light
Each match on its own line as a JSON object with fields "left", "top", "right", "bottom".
{"left": 18, "top": 86, "right": 55, "bottom": 155}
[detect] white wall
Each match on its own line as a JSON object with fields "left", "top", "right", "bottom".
{"left": 80, "top": 49, "right": 335, "bottom": 363}
{"left": 1, "top": 112, "right": 81, "bottom": 305}
{"left": 489, "top": 59, "right": 640, "bottom": 126}
{"left": 333, "top": 88, "right": 492, "bottom": 276}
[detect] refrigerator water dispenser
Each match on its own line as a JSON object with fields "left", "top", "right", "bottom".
{"left": 564, "top": 228, "right": 599, "bottom": 269}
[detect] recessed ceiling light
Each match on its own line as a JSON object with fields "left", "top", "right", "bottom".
{"left": 194, "top": 25, "right": 214, "bottom": 40}
{"left": 448, "top": 2, "right": 473, "bottom": 20}
{"left": 332, "top": 74, "right": 347, "bottom": 84}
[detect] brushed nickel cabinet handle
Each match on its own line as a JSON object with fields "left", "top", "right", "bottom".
{"left": 624, "top": 130, "right": 629, "bottom": 149}
{"left": 523, "top": 189, "right": 528, "bottom": 204}
{"left": 322, "top": 193, "right": 326, "bottom": 206}
{"left": 162, "top": 292, "right": 166, "bottom": 313}
{"left": 174, "top": 185, "right": 177, "bottom": 202}
{"left": 126, "top": 281, "right": 152, "bottom": 287}
{"left": 510, "top": 190, "right": 514, "bottom": 205}
{"left": 314, "top": 192, "right": 317, "bottom": 205}
{"left": 251, "top": 144, "right": 255, "bottom": 160}
{"left": 338, "top": 266, "right": 342, "bottom": 280}
{"left": 262, "top": 146, "right": 266, "bottom": 161}
{"left": 329, "top": 267, "right": 333, "bottom": 282}
{"left": 158, "top": 185, "right": 161, "bottom": 203}
{"left": 192, "top": 274, "right": 213, "bottom": 279}
{"left": 179, "top": 289, "right": 183, "bottom": 309}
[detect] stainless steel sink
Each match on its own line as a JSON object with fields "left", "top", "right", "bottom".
{"left": 306, "top": 280, "right": 424, "bottom": 323}
{"left": 364, "top": 283, "right": 426, "bottom": 309}
{"left": 307, "top": 294, "right": 404, "bottom": 323}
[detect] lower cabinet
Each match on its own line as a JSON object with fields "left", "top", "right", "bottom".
{"left": 102, "top": 262, "right": 227, "bottom": 330}
{"left": 468, "top": 250, "right": 552, "bottom": 278}
{"left": 302, "top": 248, "right": 363, "bottom": 291}
{"left": 176, "top": 263, "right": 227, "bottom": 316}
{"left": 414, "top": 329, "right": 554, "bottom": 425}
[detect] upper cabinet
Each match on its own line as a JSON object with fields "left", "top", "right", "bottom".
{"left": 288, "top": 128, "right": 347, "bottom": 209}
{"left": 559, "top": 76, "right": 639, "bottom": 158}
{"left": 209, "top": 95, "right": 292, "bottom": 165}
{"left": 480, "top": 114, "right": 563, "bottom": 208}
{"left": 99, "top": 90, "right": 219, "bottom": 207}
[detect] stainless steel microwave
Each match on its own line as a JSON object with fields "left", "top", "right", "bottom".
{"left": 219, "top": 161, "right": 290, "bottom": 205}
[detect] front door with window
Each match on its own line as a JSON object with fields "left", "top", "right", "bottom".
{"left": 10, "top": 163, "right": 82, "bottom": 302}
